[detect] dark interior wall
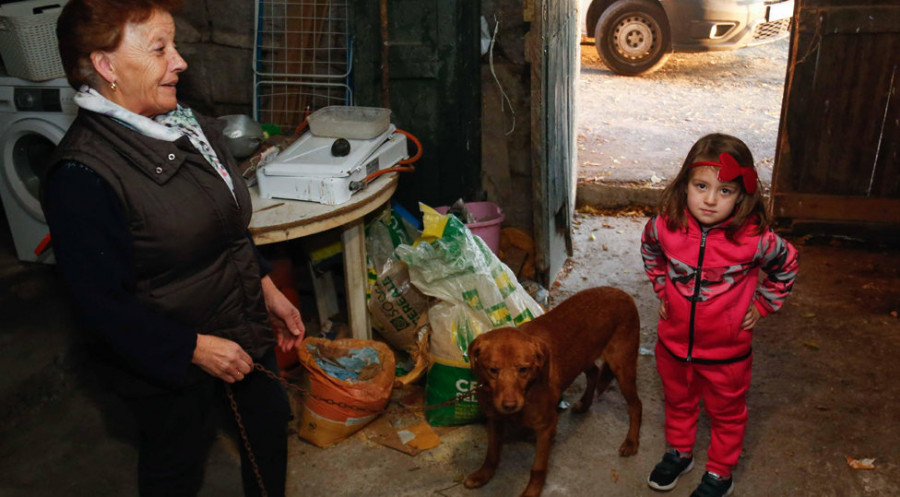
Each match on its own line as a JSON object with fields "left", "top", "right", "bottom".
{"left": 174, "top": 0, "right": 485, "bottom": 213}
{"left": 173, "top": 1, "right": 535, "bottom": 232}
{"left": 479, "top": 0, "right": 535, "bottom": 230}
{"left": 173, "top": 0, "right": 256, "bottom": 117}
{"left": 351, "top": 0, "right": 482, "bottom": 214}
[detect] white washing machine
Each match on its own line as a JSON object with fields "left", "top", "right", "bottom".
{"left": 0, "top": 70, "right": 76, "bottom": 264}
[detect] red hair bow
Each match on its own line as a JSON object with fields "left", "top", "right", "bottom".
{"left": 690, "top": 152, "right": 758, "bottom": 194}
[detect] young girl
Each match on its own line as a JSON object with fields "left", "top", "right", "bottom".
{"left": 641, "top": 133, "right": 799, "bottom": 497}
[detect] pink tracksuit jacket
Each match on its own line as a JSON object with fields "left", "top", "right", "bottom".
{"left": 641, "top": 213, "right": 799, "bottom": 363}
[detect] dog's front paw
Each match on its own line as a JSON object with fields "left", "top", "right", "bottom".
{"left": 464, "top": 467, "right": 496, "bottom": 489}
{"left": 618, "top": 438, "right": 639, "bottom": 457}
{"left": 520, "top": 469, "right": 547, "bottom": 497}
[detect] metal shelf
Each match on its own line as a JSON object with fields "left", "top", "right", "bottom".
{"left": 253, "top": 0, "right": 353, "bottom": 133}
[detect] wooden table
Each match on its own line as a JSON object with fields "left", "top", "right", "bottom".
{"left": 248, "top": 174, "right": 399, "bottom": 340}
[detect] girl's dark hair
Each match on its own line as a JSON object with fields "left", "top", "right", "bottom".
{"left": 56, "top": 0, "right": 184, "bottom": 90}
{"left": 658, "top": 133, "right": 770, "bottom": 240}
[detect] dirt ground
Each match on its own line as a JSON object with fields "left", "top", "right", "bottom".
{"left": 555, "top": 213, "right": 900, "bottom": 497}
{"left": 576, "top": 39, "right": 790, "bottom": 189}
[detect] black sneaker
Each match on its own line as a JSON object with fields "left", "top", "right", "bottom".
{"left": 690, "top": 471, "right": 734, "bottom": 497}
{"left": 647, "top": 449, "right": 694, "bottom": 491}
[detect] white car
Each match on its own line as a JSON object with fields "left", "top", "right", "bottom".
{"left": 581, "top": 0, "right": 794, "bottom": 75}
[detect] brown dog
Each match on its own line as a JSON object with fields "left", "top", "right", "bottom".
{"left": 464, "top": 286, "right": 642, "bottom": 497}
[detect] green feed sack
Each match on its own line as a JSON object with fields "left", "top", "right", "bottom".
{"left": 424, "top": 362, "right": 483, "bottom": 426}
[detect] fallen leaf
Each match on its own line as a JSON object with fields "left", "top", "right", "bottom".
{"left": 801, "top": 312, "right": 816, "bottom": 318}
{"left": 589, "top": 233, "right": 596, "bottom": 241}
{"left": 610, "top": 469, "right": 619, "bottom": 483}
{"left": 845, "top": 456, "right": 876, "bottom": 470}
{"left": 602, "top": 245, "right": 609, "bottom": 251}
{"left": 802, "top": 340, "right": 820, "bottom": 350}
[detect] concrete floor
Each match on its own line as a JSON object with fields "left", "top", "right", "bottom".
{"left": 0, "top": 212, "right": 658, "bottom": 497}
{"left": 2, "top": 205, "right": 899, "bottom": 497}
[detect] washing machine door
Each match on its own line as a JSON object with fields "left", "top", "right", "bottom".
{"left": 1, "top": 118, "right": 66, "bottom": 223}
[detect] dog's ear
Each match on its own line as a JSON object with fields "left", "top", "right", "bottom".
{"left": 468, "top": 336, "right": 482, "bottom": 372}
{"left": 532, "top": 336, "right": 552, "bottom": 383}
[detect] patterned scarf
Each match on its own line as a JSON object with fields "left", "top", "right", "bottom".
{"left": 73, "top": 86, "right": 235, "bottom": 197}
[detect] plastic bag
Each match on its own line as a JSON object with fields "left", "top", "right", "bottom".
{"left": 394, "top": 204, "right": 544, "bottom": 426}
{"left": 366, "top": 206, "right": 420, "bottom": 276}
{"left": 294, "top": 338, "right": 395, "bottom": 447}
{"left": 365, "top": 208, "right": 431, "bottom": 385}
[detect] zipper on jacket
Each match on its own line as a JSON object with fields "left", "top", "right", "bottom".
{"left": 686, "top": 229, "right": 709, "bottom": 362}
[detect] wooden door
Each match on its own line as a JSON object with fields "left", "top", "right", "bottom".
{"left": 774, "top": 0, "right": 900, "bottom": 234}
{"left": 530, "top": 0, "right": 577, "bottom": 285}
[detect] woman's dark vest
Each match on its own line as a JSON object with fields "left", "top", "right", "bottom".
{"left": 45, "top": 109, "right": 274, "bottom": 364}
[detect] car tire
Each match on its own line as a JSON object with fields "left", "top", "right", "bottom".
{"left": 595, "top": 0, "right": 672, "bottom": 76}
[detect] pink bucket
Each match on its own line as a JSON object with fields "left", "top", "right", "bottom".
{"left": 435, "top": 201, "right": 505, "bottom": 255}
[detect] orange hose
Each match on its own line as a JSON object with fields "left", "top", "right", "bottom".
{"left": 364, "top": 165, "right": 415, "bottom": 183}
{"left": 293, "top": 119, "right": 309, "bottom": 136}
{"left": 293, "top": 106, "right": 312, "bottom": 136}
{"left": 34, "top": 233, "right": 51, "bottom": 255}
{"left": 396, "top": 128, "right": 422, "bottom": 164}
{"left": 362, "top": 128, "right": 423, "bottom": 183}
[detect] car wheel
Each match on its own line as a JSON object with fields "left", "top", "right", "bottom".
{"left": 595, "top": 0, "right": 671, "bottom": 76}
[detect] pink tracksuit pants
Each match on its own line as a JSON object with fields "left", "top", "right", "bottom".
{"left": 655, "top": 341, "right": 753, "bottom": 477}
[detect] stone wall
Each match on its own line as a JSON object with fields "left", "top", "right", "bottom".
{"left": 480, "top": 0, "right": 534, "bottom": 230}
{"left": 173, "top": 1, "right": 536, "bottom": 234}
{"left": 173, "top": 0, "right": 255, "bottom": 117}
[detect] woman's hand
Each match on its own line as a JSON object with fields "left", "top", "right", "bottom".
{"left": 741, "top": 304, "right": 762, "bottom": 330}
{"left": 192, "top": 334, "right": 253, "bottom": 383}
{"left": 261, "top": 275, "right": 306, "bottom": 353}
{"left": 658, "top": 298, "right": 668, "bottom": 320}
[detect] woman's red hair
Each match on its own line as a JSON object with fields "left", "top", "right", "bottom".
{"left": 56, "top": 0, "right": 184, "bottom": 90}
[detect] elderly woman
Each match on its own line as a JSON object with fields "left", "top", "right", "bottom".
{"left": 43, "top": 0, "right": 303, "bottom": 495}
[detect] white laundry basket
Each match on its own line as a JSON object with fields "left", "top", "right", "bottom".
{"left": 0, "top": 1, "right": 67, "bottom": 81}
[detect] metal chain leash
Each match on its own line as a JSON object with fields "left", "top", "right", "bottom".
{"left": 225, "top": 384, "right": 269, "bottom": 497}
{"left": 225, "top": 362, "right": 485, "bottom": 497}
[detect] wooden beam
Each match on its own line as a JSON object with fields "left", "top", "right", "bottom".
{"left": 773, "top": 193, "right": 900, "bottom": 223}
{"left": 817, "top": 6, "right": 900, "bottom": 34}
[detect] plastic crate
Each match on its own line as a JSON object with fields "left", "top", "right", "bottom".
{"left": 307, "top": 106, "right": 391, "bottom": 140}
{"left": 0, "top": 1, "right": 66, "bottom": 81}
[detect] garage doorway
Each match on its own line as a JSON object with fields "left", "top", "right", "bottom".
{"left": 574, "top": 0, "right": 792, "bottom": 202}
